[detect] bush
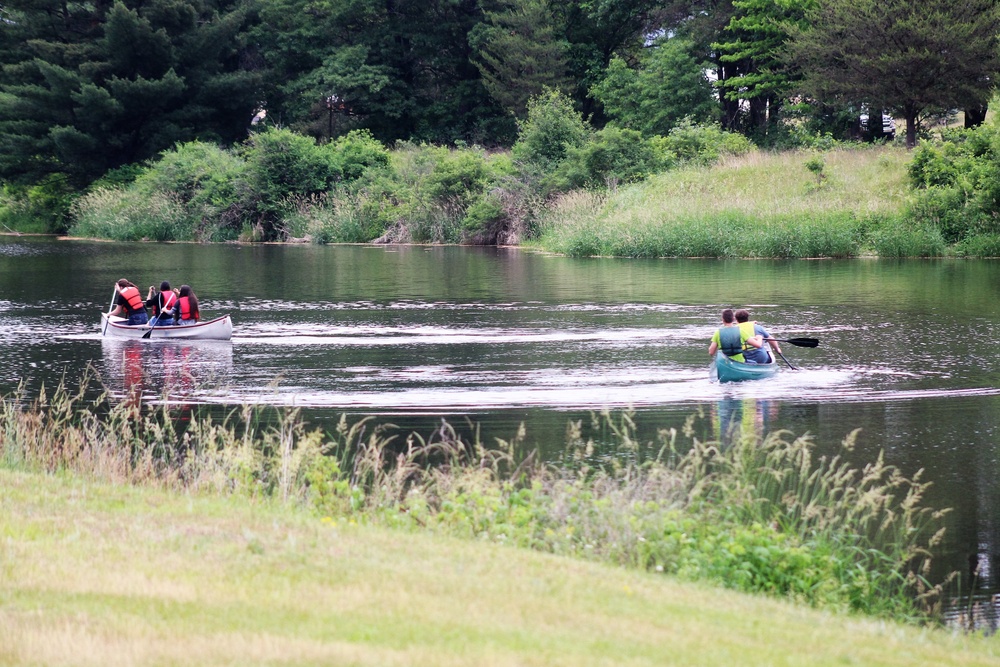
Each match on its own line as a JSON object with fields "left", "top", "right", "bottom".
{"left": 513, "top": 90, "right": 590, "bottom": 173}
{"left": 906, "top": 125, "right": 1000, "bottom": 243}
{"left": 553, "top": 127, "right": 668, "bottom": 190}
{"left": 868, "top": 221, "right": 946, "bottom": 258}
{"left": 651, "top": 120, "right": 754, "bottom": 166}
{"left": 240, "top": 128, "right": 345, "bottom": 240}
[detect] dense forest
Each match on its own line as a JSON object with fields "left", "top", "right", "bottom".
{"left": 2, "top": 0, "right": 1000, "bottom": 251}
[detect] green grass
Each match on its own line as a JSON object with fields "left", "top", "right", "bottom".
{"left": 2, "top": 468, "right": 999, "bottom": 666}
{"left": 533, "top": 147, "right": 920, "bottom": 258}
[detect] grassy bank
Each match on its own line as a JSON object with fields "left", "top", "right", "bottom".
{"left": 3, "top": 468, "right": 999, "bottom": 667}
{"left": 532, "top": 147, "right": 942, "bottom": 258}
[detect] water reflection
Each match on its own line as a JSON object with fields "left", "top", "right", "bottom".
{"left": 99, "top": 338, "right": 234, "bottom": 406}
{"left": 712, "top": 397, "right": 779, "bottom": 445}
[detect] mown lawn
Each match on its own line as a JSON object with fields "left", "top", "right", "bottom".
{"left": 2, "top": 468, "right": 998, "bottom": 666}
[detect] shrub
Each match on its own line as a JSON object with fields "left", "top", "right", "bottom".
{"left": 868, "top": 221, "right": 946, "bottom": 258}
{"left": 512, "top": 90, "right": 590, "bottom": 173}
{"left": 240, "top": 128, "right": 345, "bottom": 240}
{"left": 329, "top": 130, "right": 391, "bottom": 181}
{"left": 651, "top": 120, "right": 754, "bottom": 166}
{"left": 553, "top": 127, "right": 667, "bottom": 190}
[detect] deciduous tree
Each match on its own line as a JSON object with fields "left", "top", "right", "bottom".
{"left": 787, "top": 0, "right": 1000, "bottom": 148}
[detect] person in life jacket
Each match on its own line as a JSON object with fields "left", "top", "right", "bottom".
{"left": 708, "top": 308, "right": 762, "bottom": 363}
{"left": 734, "top": 309, "right": 781, "bottom": 364}
{"left": 171, "top": 284, "right": 201, "bottom": 325}
{"left": 146, "top": 281, "right": 179, "bottom": 326}
{"left": 109, "top": 279, "right": 149, "bottom": 326}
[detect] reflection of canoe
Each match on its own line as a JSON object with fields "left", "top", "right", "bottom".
{"left": 100, "top": 313, "right": 233, "bottom": 340}
{"left": 714, "top": 349, "right": 778, "bottom": 383}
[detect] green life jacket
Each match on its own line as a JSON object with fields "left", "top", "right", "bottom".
{"left": 718, "top": 326, "right": 745, "bottom": 359}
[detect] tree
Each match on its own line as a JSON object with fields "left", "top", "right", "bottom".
{"left": 0, "top": 0, "right": 261, "bottom": 187}
{"left": 591, "top": 37, "right": 717, "bottom": 136}
{"left": 713, "top": 0, "right": 814, "bottom": 139}
{"left": 469, "top": 0, "right": 572, "bottom": 118}
{"left": 786, "top": 0, "right": 1000, "bottom": 148}
{"left": 253, "top": 0, "right": 512, "bottom": 145}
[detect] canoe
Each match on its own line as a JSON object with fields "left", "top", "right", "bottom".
{"left": 100, "top": 312, "right": 233, "bottom": 341}
{"left": 713, "top": 348, "right": 778, "bottom": 383}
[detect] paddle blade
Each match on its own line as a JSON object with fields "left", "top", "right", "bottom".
{"left": 785, "top": 337, "right": 819, "bottom": 348}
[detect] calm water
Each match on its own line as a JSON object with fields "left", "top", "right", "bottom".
{"left": 4, "top": 236, "right": 1000, "bottom": 625}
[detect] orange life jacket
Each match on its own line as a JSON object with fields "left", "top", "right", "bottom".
{"left": 119, "top": 286, "right": 144, "bottom": 313}
{"left": 154, "top": 290, "right": 177, "bottom": 316}
{"left": 178, "top": 296, "right": 199, "bottom": 321}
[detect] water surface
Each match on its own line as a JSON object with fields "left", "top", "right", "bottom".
{"left": 3, "top": 237, "right": 999, "bottom": 626}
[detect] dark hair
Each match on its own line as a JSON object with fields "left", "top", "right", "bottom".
{"left": 117, "top": 278, "right": 136, "bottom": 289}
{"left": 734, "top": 309, "right": 750, "bottom": 323}
{"left": 178, "top": 284, "right": 199, "bottom": 313}
{"left": 160, "top": 281, "right": 171, "bottom": 292}
{"left": 722, "top": 308, "right": 735, "bottom": 324}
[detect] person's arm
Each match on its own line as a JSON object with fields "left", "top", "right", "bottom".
{"left": 708, "top": 330, "right": 719, "bottom": 355}
{"left": 108, "top": 289, "right": 124, "bottom": 317}
{"left": 757, "top": 325, "right": 781, "bottom": 353}
{"left": 745, "top": 334, "right": 763, "bottom": 349}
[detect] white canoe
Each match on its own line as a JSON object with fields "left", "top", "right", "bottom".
{"left": 100, "top": 313, "right": 233, "bottom": 341}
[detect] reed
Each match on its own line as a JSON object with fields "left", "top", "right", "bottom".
{"left": 0, "top": 378, "right": 949, "bottom": 623}
{"left": 535, "top": 147, "right": 915, "bottom": 258}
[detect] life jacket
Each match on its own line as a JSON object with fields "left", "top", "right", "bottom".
{"left": 119, "top": 286, "right": 144, "bottom": 314}
{"left": 154, "top": 290, "right": 177, "bottom": 316}
{"left": 718, "top": 326, "right": 746, "bottom": 361}
{"left": 178, "top": 296, "right": 199, "bottom": 321}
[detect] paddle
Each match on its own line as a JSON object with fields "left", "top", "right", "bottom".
{"left": 773, "top": 349, "right": 797, "bottom": 370}
{"left": 141, "top": 313, "right": 160, "bottom": 339}
{"left": 101, "top": 286, "right": 117, "bottom": 337}
{"left": 763, "top": 337, "right": 819, "bottom": 348}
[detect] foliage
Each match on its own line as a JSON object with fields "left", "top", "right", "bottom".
{"left": 553, "top": 127, "right": 667, "bottom": 190}
{"left": 786, "top": 0, "right": 1000, "bottom": 147}
{"left": 71, "top": 188, "right": 191, "bottom": 242}
{"left": 590, "top": 38, "right": 717, "bottom": 137}
{"left": 534, "top": 147, "right": 914, "bottom": 258}
{"left": 651, "top": 121, "right": 755, "bottom": 166}
{"left": 713, "top": 0, "right": 814, "bottom": 139}
{"left": 0, "top": 0, "right": 261, "bottom": 190}
{"left": 0, "top": 380, "right": 951, "bottom": 623}
{"left": 469, "top": 0, "right": 573, "bottom": 118}
{"left": 906, "top": 125, "right": 1000, "bottom": 244}
{"left": 513, "top": 90, "right": 592, "bottom": 173}
{"left": 0, "top": 179, "right": 77, "bottom": 234}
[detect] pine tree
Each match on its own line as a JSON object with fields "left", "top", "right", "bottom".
{"left": 0, "top": 0, "right": 261, "bottom": 186}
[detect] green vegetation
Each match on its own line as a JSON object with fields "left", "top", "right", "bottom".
{"left": 8, "top": 469, "right": 1000, "bottom": 666}
{"left": 0, "top": 377, "right": 956, "bottom": 624}
{"left": 533, "top": 147, "right": 928, "bottom": 258}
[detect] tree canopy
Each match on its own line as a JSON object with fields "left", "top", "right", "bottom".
{"left": 0, "top": 0, "right": 261, "bottom": 187}
{"left": 786, "top": 0, "right": 1000, "bottom": 147}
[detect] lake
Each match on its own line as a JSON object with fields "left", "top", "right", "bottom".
{"left": 3, "top": 236, "right": 999, "bottom": 627}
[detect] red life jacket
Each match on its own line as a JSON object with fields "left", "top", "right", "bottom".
{"left": 119, "top": 286, "right": 144, "bottom": 313}
{"left": 154, "top": 290, "right": 177, "bottom": 316}
{"left": 178, "top": 296, "right": 199, "bottom": 321}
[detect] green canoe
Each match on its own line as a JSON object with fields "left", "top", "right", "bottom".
{"left": 713, "top": 349, "right": 778, "bottom": 383}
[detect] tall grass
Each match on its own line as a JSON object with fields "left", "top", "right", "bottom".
{"left": 534, "top": 148, "right": 935, "bottom": 258}
{"left": 0, "top": 377, "right": 950, "bottom": 623}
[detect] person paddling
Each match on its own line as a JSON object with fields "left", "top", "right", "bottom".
{"left": 708, "top": 308, "right": 762, "bottom": 362}
{"left": 146, "top": 281, "right": 178, "bottom": 326}
{"left": 171, "top": 284, "right": 200, "bottom": 325}
{"left": 108, "top": 279, "right": 149, "bottom": 326}
{"left": 734, "top": 309, "right": 781, "bottom": 364}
